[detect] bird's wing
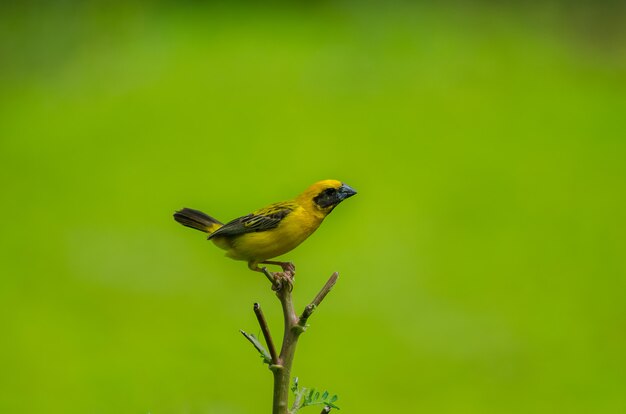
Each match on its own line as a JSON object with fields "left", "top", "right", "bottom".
{"left": 208, "top": 201, "right": 297, "bottom": 239}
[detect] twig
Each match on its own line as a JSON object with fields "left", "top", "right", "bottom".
{"left": 272, "top": 274, "right": 298, "bottom": 414}
{"left": 261, "top": 267, "right": 279, "bottom": 288}
{"left": 310, "top": 272, "right": 339, "bottom": 308}
{"left": 299, "top": 272, "right": 339, "bottom": 327}
{"left": 254, "top": 303, "right": 278, "bottom": 364}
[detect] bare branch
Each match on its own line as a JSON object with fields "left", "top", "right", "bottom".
{"left": 311, "top": 272, "right": 339, "bottom": 307}
{"left": 254, "top": 302, "right": 278, "bottom": 364}
{"left": 299, "top": 272, "right": 339, "bottom": 327}
{"left": 262, "top": 267, "right": 279, "bottom": 288}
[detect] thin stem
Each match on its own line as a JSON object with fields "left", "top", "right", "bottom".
{"left": 299, "top": 272, "right": 339, "bottom": 327}
{"left": 310, "top": 272, "right": 339, "bottom": 308}
{"left": 272, "top": 273, "right": 299, "bottom": 414}
{"left": 254, "top": 303, "right": 278, "bottom": 364}
{"left": 262, "top": 267, "right": 279, "bottom": 288}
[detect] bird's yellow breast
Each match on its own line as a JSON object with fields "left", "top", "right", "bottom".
{"left": 212, "top": 206, "right": 324, "bottom": 263}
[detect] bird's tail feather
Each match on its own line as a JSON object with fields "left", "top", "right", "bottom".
{"left": 173, "top": 208, "right": 223, "bottom": 234}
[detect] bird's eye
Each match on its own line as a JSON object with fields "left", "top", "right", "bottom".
{"left": 314, "top": 187, "right": 339, "bottom": 208}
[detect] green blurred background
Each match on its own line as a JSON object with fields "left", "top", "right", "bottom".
{"left": 1, "top": 1, "right": 625, "bottom": 413}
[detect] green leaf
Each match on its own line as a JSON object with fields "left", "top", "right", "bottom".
{"left": 293, "top": 381, "right": 340, "bottom": 410}
{"left": 240, "top": 330, "right": 272, "bottom": 365}
{"left": 291, "top": 377, "right": 299, "bottom": 393}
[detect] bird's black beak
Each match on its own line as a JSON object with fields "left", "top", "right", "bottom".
{"left": 338, "top": 183, "right": 357, "bottom": 201}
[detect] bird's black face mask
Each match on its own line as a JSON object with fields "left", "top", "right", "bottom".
{"left": 313, "top": 183, "right": 357, "bottom": 210}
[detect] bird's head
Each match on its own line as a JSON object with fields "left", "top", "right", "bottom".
{"left": 298, "top": 179, "right": 357, "bottom": 216}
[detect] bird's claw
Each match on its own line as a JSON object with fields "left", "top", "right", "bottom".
{"left": 281, "top": 262, "right": 296, "bottom": 274}
{"left": 284, "top": 271, "right": 294, "bottom": 292}
{"left": 270, "top": 271, "right": 294, "bottom": 292}
{"left": 271, "top": 278, "right": 282, "bottom": 291}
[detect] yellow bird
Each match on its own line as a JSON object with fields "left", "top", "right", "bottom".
{"left": 173, "top": 179, "right": 357, "bottom": 274}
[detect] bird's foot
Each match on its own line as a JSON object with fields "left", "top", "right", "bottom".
{"left": 283, "top": 270, "right": 294, "bottom": 292}
{"left": 281, "top": 262, "right": 296, "bottom": 274}
{"left": 260, "top": 261, "right": 296, "bottom": 275}
{"left": 270, "top": 271, "right": 294, "bottom": 292}
{"left": 257, "top": 265, "right": 295, "bottom": 291}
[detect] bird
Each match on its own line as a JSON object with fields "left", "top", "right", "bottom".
{"left": 173, "top": 179, "right": 357, "bottom": 276}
